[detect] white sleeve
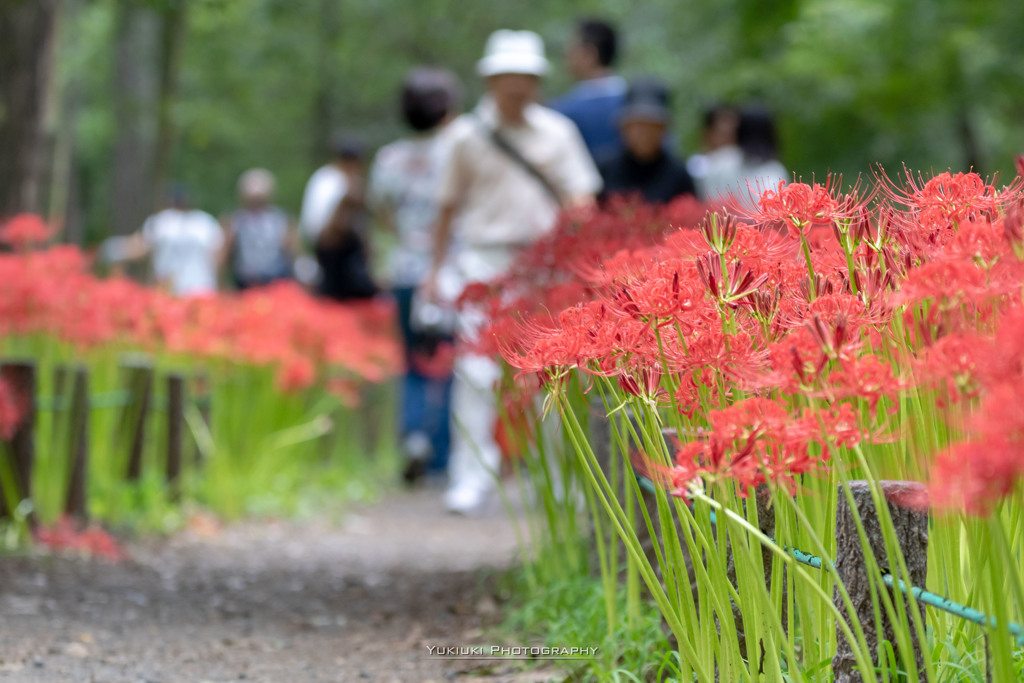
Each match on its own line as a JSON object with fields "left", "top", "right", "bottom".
{"left": 300, "top": 169, "right": 348, "bottom": 243}
{"left": 299, "top": 173, "right": 321, "bottom": 241}
{"left": 556, "top": 121, "right": 603, "bottom": 198}
{"left": 141, "top": 215, "right": 157, "bottom": 243}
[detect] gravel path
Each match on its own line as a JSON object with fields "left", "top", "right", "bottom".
{"left": 0, "top": 489, "right": 559, "bottom": 682}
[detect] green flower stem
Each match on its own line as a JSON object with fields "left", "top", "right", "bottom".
{"left": 690, "top": 488, "right": 877, "bottom": 679}
{"left": 558, "top": 395, "right": 712, "bottom": 682}
{"left": 800, "top": 228, "right": 817, "bottom": 300}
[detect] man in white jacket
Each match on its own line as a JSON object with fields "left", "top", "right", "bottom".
{"left": 423, "top": 30, "right": 602, "bottom": 515}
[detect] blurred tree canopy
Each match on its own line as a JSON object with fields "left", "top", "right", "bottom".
{"left": 18, "top": 0, "right": 1024, "bottom": 242}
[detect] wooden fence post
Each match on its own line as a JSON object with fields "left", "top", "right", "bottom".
{"left": 165, "top": 373, "right": 184, "bottom": 499}
{"left": 64, "top": 365, "right": 89, "bottom": 519}
{"left": 191, "top": 371, "right": 211, "bottom": 467}
{"left": 833, "top": 480, "right": 928, "bottom": 683}
{"left": 0, "top": 361, "right": 37, "bottom": 525}
{"left": 51, "top": 364, "right": 68, "bottom": 455}
{"left": 119, "top": 357, "right": 153, "bottom": 481}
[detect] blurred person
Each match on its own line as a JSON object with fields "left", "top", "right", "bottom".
{"left": 736, "top": 105, "right": 788, "bottom": 188}
{"left": 367, "top": 67, "right": 463, "bottom": 485}
{"left": 422, "top": 29, "right": 601, "bottom": 515}
{"left": 300, "top": 138, "right": 377, "bottom": 301}
{"left": 598, "top": 78, "right": 695, "bottom": 204}
{"left": 549, "top": 18, "right": 625, "bottom": 161}
{"left": 687, "top": 104, "right": 742, "bottom": 200}
{"left": 103, "top": 183, "right": 224, "bottom": 296}
{"left": 225, "top": 168, "right": 295, "bottom": 290}
{"left": 700, "top": 105, "right": 788, "bottom": 207}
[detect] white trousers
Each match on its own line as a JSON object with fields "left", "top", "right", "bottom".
{"left": 445, "top": 246, "right": 519, "bottom": 503}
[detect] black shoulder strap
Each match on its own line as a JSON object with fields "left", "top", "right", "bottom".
{"left": 474, "top": 116, "right": 563, "bottom": 206}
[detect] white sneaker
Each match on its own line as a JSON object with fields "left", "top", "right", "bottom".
{"left": 444, "top": 485, "right": 488, "bottom": 516}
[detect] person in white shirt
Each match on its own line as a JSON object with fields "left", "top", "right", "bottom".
{"left": 106, "top": 185, "right": 224, "bottom": 296}
{"left": 300, "top": 139, "right": 377, "bottom": 300}
{"left": 300, "top": 146, "right": 349, "bottom": 246}
{"left": 368, "top": 67, "right": 463, "bottom": 486}
{"left": 688, "top": 104, "right": 742, "bottom": 200}
{"left": 696, "top": 105, "right": 789, "bottom": 208}
{"left": 422, "top": 29, "right": 602, "bottom": 515}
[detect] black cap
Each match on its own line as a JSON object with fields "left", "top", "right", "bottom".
{"left": 330, "top": 133, "right": 367, "bottom": 161}
{"left": 619, "top": 78, "right": 671, "bottom": 124}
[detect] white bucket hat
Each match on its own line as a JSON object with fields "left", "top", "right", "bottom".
{"left": 238, "top": 168, "right": 276, "bottom": 199}
{"left": 476, "top": 30, "right": 549, "bottom": 77}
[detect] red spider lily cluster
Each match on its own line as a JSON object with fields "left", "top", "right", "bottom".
{"left": 0, "top": 245, "right": 401, "bottom": 394}
{"left": 493, "top": 165, "right": 1024, "bottom": 515}
{"left": 460, "top": 194, "right": 712, "bottom": 357}
{"left": 0, "top": 376, "right": 20, "bottom": 439}
{"left": 0, "top": 214, "right": 52, "bottom": 250}
{"left": 33, "top": 515, "right": 125, "bottom": 561}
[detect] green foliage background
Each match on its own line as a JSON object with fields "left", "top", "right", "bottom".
{"left": 63, "top": 0, "right": 1024, "bottom": 239}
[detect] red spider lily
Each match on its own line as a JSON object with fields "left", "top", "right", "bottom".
{"left": 695, "top": 254, "right": 769, "bottom": 309}
{"left": 698, "top": 211, "right": 740, "bottom": 254}
{"left": 276, "top": 355, "right": 316, "bottom": 393}
{"left": 489, "top": 168, "right": 1024, "bottom": 514}
{"left": 1004, "top": 200, "right": 1024, "bottom": 254}
{"left": 326, "top": 377, "right": 362, "bottom": 408}
{"left": 0, "top": 213, "right": 51, "bottom": 249}
{"left": 927, "top": 306, "right": 1024, "bottom": 514}
{"left": 893, "top": 258, "right": 994, "bottom": 312}
{"left": 802, "top": 403, "right": 865, "bottom": 449}
{"left": 494, "top": 375, "right": 538, "bottom": 460}
{"left": 914, "top": 333, "right": 982, "bottom": 404}
{"left": 733, "top": 177, "right": 847, "bottom": 237}
{"left": 804, "top": 313, "right": 856, "bottom": 361}
{"left": 0, "top": 248, "right": 401, "bottom": 393}
{"left": 672, "top": 368, "right": 711, "bottom": 418}
{"left": 632, "top": 443, "right": 707, "bottom": 499}
{"left": 879, "top": 168, "right": 1001, "bottom": 225}
{"left": 633, "top": 398, "right": 833, "bottom": 496}
{"left": 0, "top": 377, "right": 21, "bottom": 439}
{"left": 616, "top": 365, "right": 664, "bottom": 399}
{"left": 608, "top": 258, "right": 706, "bottom": 323}
{"left": 930, "top": 440, "right": 1017, "bottom": 516}
{"left": 824, "top": 356, "right": 901, "bottom": 410}
{"left": 34, "top": 516, "right": 125, "bottom": 561}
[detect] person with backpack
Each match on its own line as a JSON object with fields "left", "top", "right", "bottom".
{"left": 421, "top": 29, "right": 601, "bottom": 515}
{"left": 300, "top": 138, "right": 378, "bottom": 301}
{"left": 367, "top": 67, "right": 463, "bottom": 485}
{"left": 225, "top": 168, "right": 294, "bottom": 290}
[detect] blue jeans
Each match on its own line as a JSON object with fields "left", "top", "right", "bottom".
{"left": 393, "top": 287, "right": 453, "bottom": 473}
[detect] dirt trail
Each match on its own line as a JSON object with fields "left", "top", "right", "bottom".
{"left": 0, "top": 489, "right": 558, "bottom": 682}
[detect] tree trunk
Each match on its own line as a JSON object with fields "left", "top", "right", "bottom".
{"left": 0, "top": 0, "right": 59, "bottom": 218}
{"left": 47, "top": 0, "right": 79, "bottom": 241}
{"left": 111, "top": 0, "right": 161, "bottom": 236}
{"left": 956, "top": 107, "right": 983, "bottom": 176}
{"left": 152, "top": 0, "right": 189, "bottom": 200}
{"left": 310, "top": 0, "right": 341, "bottom": 164}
